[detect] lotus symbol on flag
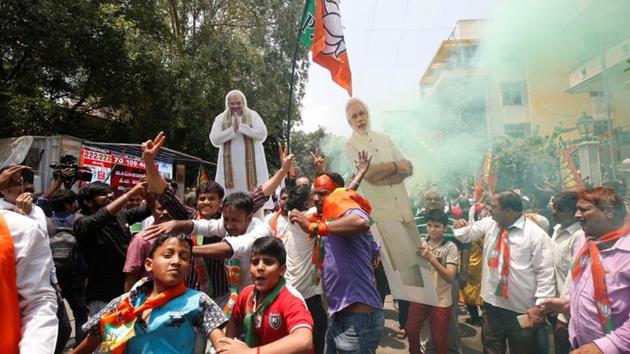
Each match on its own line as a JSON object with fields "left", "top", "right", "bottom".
{"left": 322, "top": 0, "right": 347, "bottom": 58}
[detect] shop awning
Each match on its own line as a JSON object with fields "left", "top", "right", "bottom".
{"left": 83, "top": 141, "right": 215, "bottom": 166}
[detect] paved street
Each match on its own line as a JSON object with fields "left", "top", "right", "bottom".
{"left": 378, "top": 296, "right": 482, "bottom": 354}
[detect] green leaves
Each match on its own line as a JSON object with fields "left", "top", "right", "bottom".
{"left": 0, "top": 0, "right": 310, "bottom": 174}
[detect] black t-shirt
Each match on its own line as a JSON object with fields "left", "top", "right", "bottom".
{"left": 74, "top": 206, "right": 151, "bottom": 302}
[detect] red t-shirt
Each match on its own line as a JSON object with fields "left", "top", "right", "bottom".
{"left": 232, "top": 284, "right": 314, "bottom": 352}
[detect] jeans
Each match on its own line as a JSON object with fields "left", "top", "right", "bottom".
{"left": 325, "top": 310, "right": 384, "bottom": 354}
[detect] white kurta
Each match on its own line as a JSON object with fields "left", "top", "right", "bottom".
{"left": 345, "top": 130, "right": 438, "bottom": 306}
{"left": 209, "top": 109, "right": 269, "bottom": 195}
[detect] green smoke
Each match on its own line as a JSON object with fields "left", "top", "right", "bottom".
{"left": 320, "top": 0, "right": 630, "bottom": 200}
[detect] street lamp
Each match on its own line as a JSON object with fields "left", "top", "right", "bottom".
{"left": 576, "top": 112, "right": 595, "bottom": 136}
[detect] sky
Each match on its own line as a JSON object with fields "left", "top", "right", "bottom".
{"left": 298, "top": 0, "right": 498, "bottom": 136}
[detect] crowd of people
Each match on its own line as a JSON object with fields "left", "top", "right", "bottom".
{"left": 1, "top": 92, "right": 629, "bottom": 354}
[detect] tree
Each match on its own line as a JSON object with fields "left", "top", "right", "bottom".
{"left": 0, "top": 0, "right": 310, "bottom": 171}
{"left": 289, "top": 127, "right": 328, "bottom": 179}
{"left": 493, "top": 133, "right": 561, "bottom": 208}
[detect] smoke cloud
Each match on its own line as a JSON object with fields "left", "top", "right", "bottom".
{"left": 318, "top": 0, "right": 630, "bottom": 201}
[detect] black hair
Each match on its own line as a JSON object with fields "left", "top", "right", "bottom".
{"left": 286, "top": 185, "right": 310, "bottom": 211}
{"left": 49, "top": 189, "right": 78, "bottom": 213}
{"left": 279, "top": 186, "right": 291, "bottom": 196}
{"left": 251, "top": 236, "right": 286, "bottom": 265}
{"left": 223, "top": 192, "right": 254, "bottom": 214}
{"left": 149, "top": 233, "right": 193, "bottom": 258}
{"left": 496, "top": 191, "right": 523, "bottom": 212}
{"left": 78, "top": 181, "right": 111, "bottom": 213}
{"left": 196, "top": 181, "right": 225, "bottom": 200}
{"left": 316, "top": 172, "right": 344, "bottom": 188}
{"left": 426, "top": 209, "right": 449, "bottom": 226}
{"left": 553, "top": 191, "right": 578, "bottom": 213}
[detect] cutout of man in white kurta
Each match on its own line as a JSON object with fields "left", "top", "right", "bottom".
{"left": 344, "top": 97, "right": 437, "bottom": 306}
{"left": 209, "top": 90, "right": 269, "bottom": 196}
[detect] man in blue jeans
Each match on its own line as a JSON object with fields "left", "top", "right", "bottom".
{"left": 291, "top": 172, "right": 384, "bottom": 353}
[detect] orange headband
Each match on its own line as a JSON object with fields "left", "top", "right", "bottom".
{"left": 314, "top": 175, "right": 339, "bottom": 193}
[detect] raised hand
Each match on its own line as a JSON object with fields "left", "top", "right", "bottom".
{"left": 0, "top": 165, "right": 30, "bottom": 190}
{"left": 142, "top": 131, "right": 166, "bottom": 163}
{"left": 15, "top": 192, "right": 33, "bottom": 216}
{"left": 128, "top": 178, "right": 149, "bottom": 198}
{"left": 354, "top": 150, "right": 372, "bottom": 175}
{"left": 311, "top": 149, "right": 326, "bottom": 174}
{"left": 278, "top": 143, "right": 296, "bottom": 176}
{"left": 142, "top": 220, "right": 191, "bottom": 241}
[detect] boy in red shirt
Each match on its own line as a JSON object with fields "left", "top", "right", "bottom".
{"left": 218, "top": 237, "right": 314, "bottom": 354}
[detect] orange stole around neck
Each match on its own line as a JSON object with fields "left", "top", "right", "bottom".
{"left": 0, "top": 214, "right": 21, "bottom": 354}
{"left": 322, "top": 188, "right": 372, "bottom": 221}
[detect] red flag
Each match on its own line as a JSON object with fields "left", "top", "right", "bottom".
{"left": 311, "top": 0, "right": 352, "bottom": 96}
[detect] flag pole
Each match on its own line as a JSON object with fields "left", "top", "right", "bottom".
{"left": 286, "top": 0, "right": 310, "bottom": 152}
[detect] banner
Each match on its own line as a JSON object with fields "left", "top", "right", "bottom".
{"left": 80, "top": 146, "right": 173, "bottom": 195}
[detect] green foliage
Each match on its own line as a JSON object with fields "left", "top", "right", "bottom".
{"left": 0, "top": 0, "right": 310, "bottom": 173}
{"left": 493, "top": 134, "right": 560, "bottom": 204}
{"left": 289, "top": 127, "right": 328, "bottom": 178}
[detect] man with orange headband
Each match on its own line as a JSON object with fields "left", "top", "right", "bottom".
{"left": 542, "top": 187, "right": 630, "bottom": 354}
{"left": 290, "top": 172, "right": 384, "bottom": 353}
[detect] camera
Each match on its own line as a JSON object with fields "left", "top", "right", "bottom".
{"left": 50, "top": 155, "right": 93, "bottom": 183}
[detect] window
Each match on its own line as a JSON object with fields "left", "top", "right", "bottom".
{"left": 504, "top": 123, "right": 530, "bottom": 138}
{"left": 501, "top": 81, "right": 526, "bottom": 106}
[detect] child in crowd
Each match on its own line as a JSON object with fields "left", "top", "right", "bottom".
{"left": 72, "top": 233, "right": 227, "bottom": 354}
{"left": 270, "top": 185, "right": 327, "bottom": 354}
{"left": 406, "top": 209, "right": 460, "bottom": 354}
{"left": 217, "top": 237, "right": 314, "bottom": 354}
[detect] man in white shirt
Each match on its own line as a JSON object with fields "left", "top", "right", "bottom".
{"left": 0, "top": 165, "right": 58, "bottom": 354}
{"left": 550, "top": 191, "right": 582, "bottom": 354}
{"left": 143, "top": 192, "right": 271, "bottom": 314}
{"left": 453, "top": 191, "right": 555, "bottom": 354}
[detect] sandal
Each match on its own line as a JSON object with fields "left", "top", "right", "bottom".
{"left": 395, "top": 327, "right": 407, "bottom": 339}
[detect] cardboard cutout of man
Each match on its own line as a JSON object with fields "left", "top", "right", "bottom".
{"left": 344, "top": 98, "right": 437, "bottom": 306}
{"left": 210, "top": 90, "right": 269, "bottom": 195}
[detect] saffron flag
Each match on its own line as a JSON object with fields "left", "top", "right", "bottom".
{"left": 481, "top": 149, "right": 497, "bottom": 193}
{"left": 299, "top": 0, "right": 353, "bottom": 96}
{"left": 196, "top": 165, "right": 209, "bottom": 186}
{"left": 559, "top": 146, "right": 584, "bottom": 190}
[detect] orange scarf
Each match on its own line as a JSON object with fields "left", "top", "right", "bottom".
{"left": 0, "top": 214, "right": 20, "bottom": 354}
{"left": 488, "top": 228, "right": 510, "bottom": 299}
{"left": 572, "top": 223, "right": 630, "bottom": 334}
{"left": 322, "top": 188, "right": 372, "bottom": 221}
{"left": 99, "top": 280, "right": 187, "bottom": 353}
